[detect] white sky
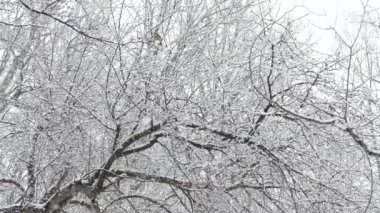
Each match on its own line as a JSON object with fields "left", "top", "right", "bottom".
{"left": 277, "top": 0, "right": 380, "bottom": 52}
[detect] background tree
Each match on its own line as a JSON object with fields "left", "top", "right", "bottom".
{"left": 0, "top": 0, "right": 380, "bottom": 212}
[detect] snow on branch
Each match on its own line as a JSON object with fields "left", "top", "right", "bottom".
{"left": 0, "top": 178, "right": 25, "bottom": 192}
{"left": 346, "top": 127, "right": 380, "bottom": 157}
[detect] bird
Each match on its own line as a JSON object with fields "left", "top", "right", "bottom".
{"left": 328, "top": 104, "right": 336, "bottom": 112}
{"left": 153, "top": 30, "right": 162, "bottom": 46}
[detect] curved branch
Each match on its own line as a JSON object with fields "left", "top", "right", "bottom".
{"left": 112, "top": 169, "right": 195, "bottom": 189}
{"left": 184, "top": 123, "right": 238, "bottom": 141}
{"left": 251, "top": 85, "right": 336, "bottom": 125}
{"left": 122, "top": 133, "right": 164, "bottom": 156}
{"left": 0, "top": 178, "right": 25, "bottom": 192}
{"left": 92, "top": 122, "right": 164, "bottom": 189}
{"left": 183, "top": 123, "right": 305, "bottom": 178}
{"left": 175, "top": 135, "right": 226, "bottom": 152}
{"left": 346, "top": 127, "right": 380, "bottom": 157}
{"left": 274, "top": 102, "right": 336, "bottom": 125}
{"left": 19, "top": 0, "right": 118, "bottom": 45}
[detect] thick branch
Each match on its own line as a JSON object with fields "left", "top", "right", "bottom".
{"left": 112, "top": 170, "right": 195, "bottom": 189}
{"left": 175, "top": 135, "right": 225, "bottom": 152}
{"left": 0, "top": 204, "right": 44, "bottom": 212}
{"left": 273, "top": 103, "right": 336, "bottom": 125}
{"left": 92, "top": 122, "right": 163, "bottom": 190}
{"left": 122, "top": 133, "right": 164, "bottom": 156}
{"left": 184, "top": 123, "right": 302, "bottom": 176}
{"left": 0, "top": 178, "right": 25, "bottom": 192}
{"left": 44, "top": 180, "right": 96, "bottom": 213}
{"left": 252, "top": 85, "right": 336, "bottom": 125}
{"left": 41, "top": 169, "right": 68, "bottom": 203}
{"left": 184, "top": 123, "right": 238, "bottom": 140}
{"left": 249, "top": 103, "right": 272, "bottom": 136}
{"left": 1, "top": 181, "right": 97, "bottom": 213}
{"left": 225, "top": 182, "right": 281, "bottom": 192}
{"left": 346, "top": 127, "right": 380, "bottom": 157}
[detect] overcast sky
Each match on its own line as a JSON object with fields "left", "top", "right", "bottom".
{"left": 277, "top": 0, "right": 380, "bottom": 52}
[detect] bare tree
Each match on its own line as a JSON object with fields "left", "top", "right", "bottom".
{"left": 0, "top": 0, "right": 380, "bottom": 212}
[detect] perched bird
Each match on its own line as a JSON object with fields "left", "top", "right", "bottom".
{"left": 328, "top": 104, "right": 336, "bottom": 112}
{"left": 153, "top": 30, "right": 162, "bottom": 46}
